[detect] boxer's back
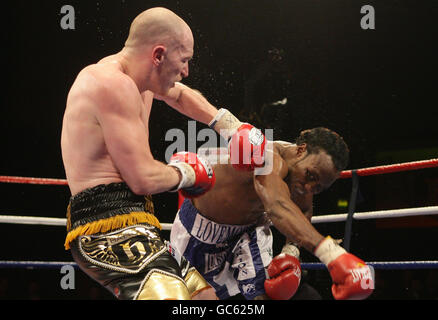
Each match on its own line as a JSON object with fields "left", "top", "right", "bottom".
{"left": 61, "top": 60, "right": 141, "bottom": 195}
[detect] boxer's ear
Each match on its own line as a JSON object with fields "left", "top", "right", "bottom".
{"left": 296, "top": 143, "right": 307, "bottom": 158}
{"left": 152, "top": 46, "right": 166, "bottom": 66}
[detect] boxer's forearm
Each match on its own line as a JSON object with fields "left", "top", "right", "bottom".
{"left": 266, "top": 199, "right": 324, "bottom": 253}
{"left": 254, "top": 174, "right": 324, "bottom": 253}
{"left": 123, "top": 160, "right": 181, "bottom": 195}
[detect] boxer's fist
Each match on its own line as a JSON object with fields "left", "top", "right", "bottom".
{"left": 208, "top": 109, "right": 266, "bottom": 171}
{"left": 264, "top": 254, "right": 301, "bottom": 300}
{"left": 328, "top": 253, "right": 374, "bottom": 300}
{"left": 314, "top": 237, "right": 374, "bottom": 300}
{"left": 168, "top": 152, "right": 215, "bottom": 198}
{"left": 229, "top": 123, "right": 266, "bottom": 171}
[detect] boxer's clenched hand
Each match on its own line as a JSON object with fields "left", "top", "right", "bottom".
{"left": 228, "top": 123, "right": 266, "bottom": 171}
{"left": 314, "top": 237, "right": 374, "bottom": 300}
{"left": 209, "top": 108, "right": 266, "bottom": 171}
{"left": 264, "top": 243, "right": 301, "bottom": 300}
{"left": 168, "top": 152, "right": 215, "bottom": 198}
{"left": 264, "top": 251, "right": 301, "bottom": 300}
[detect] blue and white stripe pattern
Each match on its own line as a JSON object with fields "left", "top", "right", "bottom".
{"left": 170, "top": 199, "right": 273, "bottom": 300}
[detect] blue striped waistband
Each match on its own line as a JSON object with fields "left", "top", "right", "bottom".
{"left": 178, "top": 199, "right": 253, "bottom": 245}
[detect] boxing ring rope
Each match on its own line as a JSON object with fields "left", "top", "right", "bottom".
{"left": 338, "top": 159, "right": 438, "bottom": 178}
{"left": 1, "top": 158, "right": 437, "bottom": 185}
{"left": 0, "top": 176, "right": 68, "bottom": 185}
{"left": 1, "top": 205, "right": 438, "bottom": 228}
{"left": 1, "top": 158, "right": 438, "bottom": 270}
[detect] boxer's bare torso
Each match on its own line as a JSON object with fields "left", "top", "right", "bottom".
{"left": 194, "top": 163, "right": 265, "bottom": 225}
{"left": 61, "top": 56, "right": 154, "bottom": 196}
{"left": 193, "top": 142, "right": 332, "bottom": 226}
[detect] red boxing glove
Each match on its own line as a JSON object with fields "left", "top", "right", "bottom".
{"left": 264, "top": 253, "right": 301, "bottom": 300}
{"left": 168, "top": 152, "right": 216, "bottom": 198}
{"left": 328, "top": 253, "right": 374, "bottom": 300}
{"left": 208, "top": 109, "right": 266, "bottom": 171}
{"left": 314, "top": 237, "right": 374, "bottom": 300}
{"left": 229, "top": 123, "right": 266, "bottom": 171}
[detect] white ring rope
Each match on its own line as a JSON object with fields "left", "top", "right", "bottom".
{"left": 310, "top": 206, "right": 438, "bottom": 224}
{"left": 1, "top": 205, "right": 437, "bottom": 230}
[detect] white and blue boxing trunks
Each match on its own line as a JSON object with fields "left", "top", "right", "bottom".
{"left": 170, "top": 199, "right": 273, "bottom": 300}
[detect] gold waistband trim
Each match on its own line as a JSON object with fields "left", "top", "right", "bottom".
{"left": 64, "top": 211, "right": 161, "bottom": 250}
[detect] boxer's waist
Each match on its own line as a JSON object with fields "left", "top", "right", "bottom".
{"left": 64, "top": 182, "right": 160, "bottom": 250}
{"left": 178, "top": 199, "right": 253, "bottom": 245}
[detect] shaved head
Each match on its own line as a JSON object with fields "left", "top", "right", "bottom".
{"left": 125, "top": 7, "right": 192, "bottom": 50}
{"left": 119, "top": 7, "right": 194, "bottom": 93}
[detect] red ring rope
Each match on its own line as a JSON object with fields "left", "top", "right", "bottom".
{"left": 339, "top": 159, "right": 438, "bottom": 179}
{"left": 1, "top": 159, "right": 437, "bottom": 185}
{"left": 0, "top": 176, "right": 68, "bottom": 185}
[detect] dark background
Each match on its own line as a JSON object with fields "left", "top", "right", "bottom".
{"left": 0, "top": 0, "right": 437, "bottom": 300}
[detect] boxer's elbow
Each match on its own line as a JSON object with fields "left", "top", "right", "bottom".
{"left": 123, "top": 167, "right": 160, "bottom": 195}
{"left": 264, "top": 198, "right": 290, "bottom": 221}
{"left": 124, "top": 176, "right": 153, "bottom": 195}
{"left": 128, "top": 180, "right": 152, "bottom": 195}
{"left": 126, "top": 163, "right": 177, "bottom": 195}
{"left": 254, "top": 179, "right": 286, "bottom": 215}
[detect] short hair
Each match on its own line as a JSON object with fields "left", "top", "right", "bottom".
{"left": 124, "top": 8, "right": 188, "bottom": 50}
{"left": 295, "top": 127, "right": 350, "bottom": 171}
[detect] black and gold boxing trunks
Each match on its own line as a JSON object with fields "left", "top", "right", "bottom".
{"left": 64, "top": 182, "right": 210, "bottom": 300}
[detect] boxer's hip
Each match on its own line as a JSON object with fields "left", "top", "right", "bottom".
{"left": 64, "top": 182, "right": 160, "bottom": 250}
{"left": 70, "top": 224, "right": 188, "bottom": 300}
{"left": 65, "top": 182, "right": 192, "bottom": 300}
{"left": 175, "top": 198, "right": 253, "bottom": 245}
{"left": 171, "top": 199, "right": 273, "bottom": 300}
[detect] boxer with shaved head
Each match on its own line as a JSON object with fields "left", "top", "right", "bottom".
{"left": 61, "top": 7, "right": 263, "bottom": 300}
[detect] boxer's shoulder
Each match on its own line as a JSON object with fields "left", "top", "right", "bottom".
{"left": 79, "top": 63, "right": 134, "bottom": 94}
{"left": 272, "top": 141, "right": 296, "bottom": 156}
{"left": 72, "top": 64, "right": 139, "bottom": 113}
{"left": 263, "top": 142, "right": 289, "bottom": 178}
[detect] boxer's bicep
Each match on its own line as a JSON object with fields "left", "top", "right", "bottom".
{"left": 254, "top": 154, "right": 323, "bottom": 251}
{"left": 95, "top": 82, "right": 158, "bottom": 189}
{"left": 155, "top": 83, "right": 217, "bottom": 125}
{"left": 253, "top": 152, "right": 290, "bottom": 213}
{"left": 254, "top": 171, "right": 291, "bottom": 216}
{"left": 100, "top": 103, "right": 152, "bottom": 165}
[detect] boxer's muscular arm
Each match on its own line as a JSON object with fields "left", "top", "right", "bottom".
{"left": 94, "top": 75, "right": 180, "bottom": 195}
{"left": 154, "top": 82, "right": 218, "bottom": 125}
{"left": 255, "top": 148, "right": 374, "bottom": 301}
{"left": 285, "top": 194, "right": 314, "bottom": 245}
{"left": 254, "top": 152, "right": 324, "bottom": 253}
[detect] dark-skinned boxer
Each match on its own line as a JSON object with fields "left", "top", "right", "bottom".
{"left": 170, "top": 127, "right": 374, "bottom": 300}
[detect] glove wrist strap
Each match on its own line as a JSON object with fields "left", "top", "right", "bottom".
{"left": 208, "top": 108, "right": 242, "bottom": 141}
{"left": 281, "top": 242, "right": 300, "bottom": 259}
{"left": 314, "top": 236, "right": 347, "bottom": 266}
{"left": 167, "top": 162, "right": 196, "bottom": 192}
